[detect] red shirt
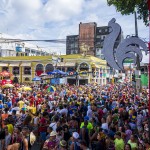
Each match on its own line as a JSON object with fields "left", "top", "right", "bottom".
{"left": 39, "top": 117, "right": 47, "bottom": 132}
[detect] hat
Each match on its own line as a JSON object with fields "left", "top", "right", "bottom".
{"left": 72, "top": 132, "right": 79, "bottom": 139}
{"left": 50, "top": 131, "right": 57, "bottom": 137}
{"left": 60, "top": 140, "right": 67, "bottom": 147}
{"left": 84, "top": 116, "right": 89, "bottom": 121}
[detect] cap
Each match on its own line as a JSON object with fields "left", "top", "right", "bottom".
{"left": 50, "top": 131, "right": 57, "bottom": 137}
{"left": 72, "top": 132, "right": 79, "bottom": 139}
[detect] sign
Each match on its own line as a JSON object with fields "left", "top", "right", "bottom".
{"left": 59, "top": 78, "right": 66, "bottom": 84}
{"left": 136, "top": 78, "right": 141, "bottom": 90}
{"left": 16, "top": 46, "right": 22, "bottom": 52}
{"left": 50, "top": 78, "right": 60, "bottom": 85}
{"left": 68, "top": 71, "right": 74, "bottom": 76}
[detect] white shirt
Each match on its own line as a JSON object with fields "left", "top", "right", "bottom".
{"left": 12, "top": 107, "right": 20, "bottom": 111}
{"left": 101, "top": 123, "right": 108, "bottom": 130}
{"left": 48, "top": 101, "right": 53, "bottom": 109}
{"left": 87, "top": 109, "right": 93, "bottom": 120}
{"left": 59, "top": 108, "right": 68, "bottom": 116}
{"left": 49, "top": 122, "right": 57, "bottom": 131}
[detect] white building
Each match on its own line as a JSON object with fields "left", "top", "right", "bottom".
{"left": 0, "top": 33, "right": 51, "bottom": 57}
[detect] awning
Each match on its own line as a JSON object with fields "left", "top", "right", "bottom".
{"left": 91, "top": 64, "right": 100, "bottom": 68}
{"left": 20, "top": 63, "right": 31, "bottom": 67}
{"left": 0, "top": 63, "right": 8, "bottom": 66}
{"left": 9, "top": 63, "right": 20, "bottom": 67}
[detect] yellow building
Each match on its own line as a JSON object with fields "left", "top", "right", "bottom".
{"left": 0, "top": 54, "right": 107, "bottom": 85}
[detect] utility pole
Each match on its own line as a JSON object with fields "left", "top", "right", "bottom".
{"left": 134, "top": 11, "right": 141, "bottom": 97}
{"left": 134, "top": 11, "right": 140, "bottom": 70}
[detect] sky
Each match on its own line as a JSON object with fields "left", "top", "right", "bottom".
{"left": 0, "top": 0, "right": 148, "bottom": 62}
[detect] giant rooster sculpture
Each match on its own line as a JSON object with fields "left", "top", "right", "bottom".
{"left": 102, "top": 18, "right": 148, "bottom": 70}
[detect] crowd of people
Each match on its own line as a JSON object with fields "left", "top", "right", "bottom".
{"left": 0, "top": 82, "right": 149, "bottom": 150}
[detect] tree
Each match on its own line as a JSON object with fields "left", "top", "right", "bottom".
{"left": 107, "top": 0, "right": 149, "bottom": 26}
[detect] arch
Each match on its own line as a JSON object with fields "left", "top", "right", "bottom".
{"left": 78, "top": 62, "right": 90, "bottom": 71}
{"left": 35, "top": 64, "right": 44, "bottom": 76}
{"left": 45, "top": 64, "right": 54, "bottom": 73}
{"left": 24, "top": 77, "right": 30, "bottom": 82}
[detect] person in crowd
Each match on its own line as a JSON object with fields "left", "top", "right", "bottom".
{"left": 114, "top": 131, "right": 125, "bottom": 150}
{"left": 127, "top": 134, "right": 138, "bottom": 150}
{"left": 42, "top": 131, "right": 58, "bottom": 150}
{"left": 0, "top": 82, "right": 148, "bottom": 150}
{"left": 70, "top": 132, "right": 80, "bottom": 150}
{"left": 124, "top": 143, "right": 132, "bottom": 150}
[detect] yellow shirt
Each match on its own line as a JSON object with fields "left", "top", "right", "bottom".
{"left": 7, "top": 124, "right": 14, "bottom": 135}
{"left": 128, "top": 140, "right": 138, "bottom": 149}
{"left": 80, "top": 122, "right": 93, "bottom": 131}
{"left": 114, "top": 138, "right": 125, "bottom": 150}
{"left": 18, "top": 101, "right": 24, "bottom": 109}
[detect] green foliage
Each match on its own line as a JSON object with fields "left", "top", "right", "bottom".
{"left": 107, "top": 0, "right": 149, "bottom": 26}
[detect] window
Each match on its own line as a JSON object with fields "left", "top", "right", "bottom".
{"left": 13, "top": 67, "right": 19, "bottom": 75}
{"left": 24, "top": 67, "right": 31, "bottom": 75}
{"left": 2, "top": 67, "right": 8, "bottom": 71}
{"left": 80, "top": 63, "right": 89, "bottom": 69}
{"left": 36, "top": 64, "right": 44, "bottom": 71}
{"left": 25, "top": 77, "right": 30, "bottom": 81}
{"left": 67, "top": 67, "right": 74, "bottom": 72}
{"left": 96, "top": 35, "right": 101, "bottom": 38}
{"left": 99, "top": 29, "right": 102, "bottom": 33}
{"left": 35, "top": 64, "right": 44, "bottom": 76}
{"left": 45, "top": 64, "right": 54, "bottom": 73}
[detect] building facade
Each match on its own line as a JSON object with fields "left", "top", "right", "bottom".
{"left": 66, "top": 23, "right": 123, "bottom": 60}
{"left": 79, "top": 22, "right": 97, "bottom": 56}
{"left": 66, "top": 35, "right": 79, "bottom": 55}
{"left": 0, "top": 34, "right": 51, "bottom": 57}
{"left": 95, "top": 26, "right": 109, "bottom": 59}
{"left": 0, "top": 54, "right": 107, "bottom": 85}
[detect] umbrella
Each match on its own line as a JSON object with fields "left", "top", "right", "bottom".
{"left": 0, "top": 71, "right": 13, "bottom": 77}
{"left": 47, "top": 69, "right": 67, "bottom": 75}
{"left": 47, "top": 86, "right": 56, "bottom": 92}
{"left": 32, "top": 76, "right": 41, "bottom": 81}
{"left": 2, "top": 84, "right": 14, "bottom": 88}
{"left": 39, "top": 73, "right": 47, "bottom": 77}
{"left": 19, "top": 86, "right": 32, "bottom": 91}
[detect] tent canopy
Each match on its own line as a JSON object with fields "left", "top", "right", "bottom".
{"left": 47, "top": 69, "right": 66, "bottom": 75}
{"left": 32, "top": 76, "right": 41, "bottom": 81}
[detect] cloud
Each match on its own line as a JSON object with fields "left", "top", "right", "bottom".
{"left": 42, "top": 0, "right": 84, "bottom": 22}
{"left": 0, "top": 0, "right": 148, "bottom": 58}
